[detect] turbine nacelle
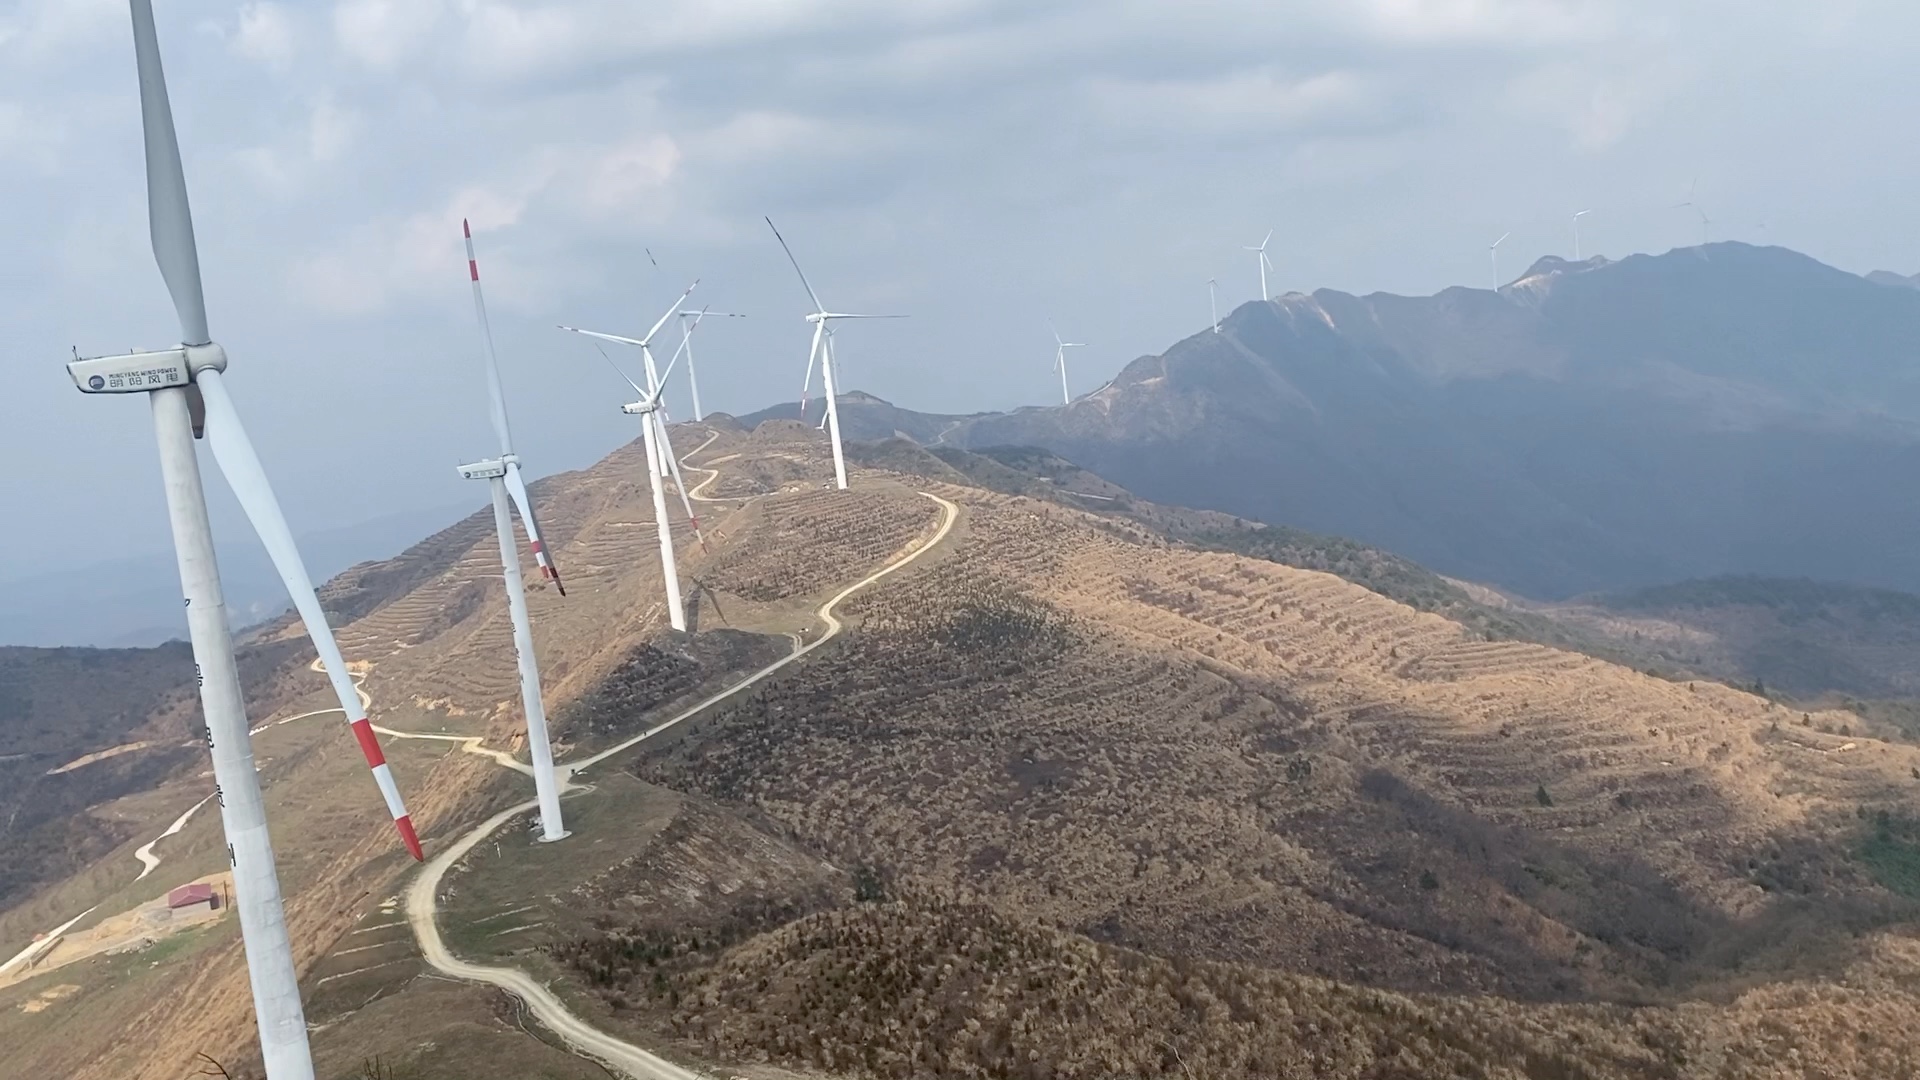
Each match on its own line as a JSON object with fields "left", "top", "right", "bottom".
{"left": 67, "top": 341, "right": 226, "bottom": 393}
{"left": 620, "top": 400, "right": 664, "bottom": 416}
{"left": 456, "top": 456, "right": 512, "bottom": 481}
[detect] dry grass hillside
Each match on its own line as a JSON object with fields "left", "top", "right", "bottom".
{"left": 0, "top": 424, "right": 791, "bottom": 1080}
{"left": 609, "top": 470, "right": 1920, "bottom": 1077}
{"left": 10, "top": 421, "right": 1920, "bottom": 1079}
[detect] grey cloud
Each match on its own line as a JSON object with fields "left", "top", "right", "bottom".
{"left": 3, "top": 0, "right": 1919, "bottom": 614}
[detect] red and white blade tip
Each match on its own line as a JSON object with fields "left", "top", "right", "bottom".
{"left": 348, "top": 715, "right": 426, "bottom": 862}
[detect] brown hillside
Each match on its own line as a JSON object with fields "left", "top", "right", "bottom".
{"left": 11, "top": 422, "right": 1920, "bottom": 1079}
{"left": 605, "top": 472, "right": 1920, "bottom": 1076}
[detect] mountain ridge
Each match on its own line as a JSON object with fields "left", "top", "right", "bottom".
{"left": 744, "top": 242, "right": 1920, "bottom": 600}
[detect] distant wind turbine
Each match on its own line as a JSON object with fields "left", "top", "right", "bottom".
{"left": 1676, "top": 179, "right": 1711, "bottom": 245}
{"left": 1490, "top": 231, "right": 1511, "bottom": 291}
{"left": 1245, "top": 229, "right": 1275, "bottom": 300}
{"left": 766, "top": 217, "right": 907, "bottom": 491}
{"left": 674, "top": 308, "right": 744, "bottom": 422}
{"left": 559, "top": 286, "right": 704, "bottom": 632}
{"left": 1572, "top": 210, "right": 1592, "bottom": 260}
{"left": 1208, "top": 278, "right": 1219, "bottom": 333}
{"left": 1049, "top": 322, "right": 1085, "bottom": 406}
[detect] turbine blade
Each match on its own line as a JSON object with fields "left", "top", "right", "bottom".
{"left": 129, "top": 0, "right": 209, "bottom": 346}
{"left": 589, "top": 342, "right": 648, "bottom": 398}
{"left": 820, "top": 313, "right": 908, "bottom": 319}
{"left": 766, "top": 217, "right": 828, "bottom": 314}
{"left": 559, "top": 325, "right": 647, "bottom": 348}
{"left": 1261, "top": 228, "right": 1273, "bottom": 250}
{"left": 195, "top": 370, "right": 421, "bottom": 861}
{"left": 463, "top": 221, "right": 514, "bottom": 457}
{"left": 644, "top": 317, "right": 697, "bottom": 407}
{"left": 639, "top": 281, "right": 698, "bottom": 348}
{"left": 800, "top": 321, "right": 823, "bottom": 410}
{"left": 655, "top": 415, "right": 706, "bottom": 547}
{"left": 503, "top": 461, "right": 564, "bottom": 597}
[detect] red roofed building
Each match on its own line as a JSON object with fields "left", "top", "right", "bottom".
{"left": 167, "top": 883, "right": 217, "bottom": 911}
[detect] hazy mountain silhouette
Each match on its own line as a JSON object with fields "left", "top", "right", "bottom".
{"left": 749, "top": 243, "right": 1920, "bottom": 599}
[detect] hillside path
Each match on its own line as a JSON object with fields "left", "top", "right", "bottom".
{"left": 396, "top": 488, "right": 959, "bottom": 1079}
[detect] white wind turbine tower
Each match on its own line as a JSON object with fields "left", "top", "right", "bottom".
{"left": 62, "top": 4, "right": 422, "bottom": 1076}
{"left": 1209, "top": 278, "right": 1220, "bottom": 333}
{"left": 674, "top": 308, "right": 744, "bottom": 422}
{"left": 456, "top": 221, "right": 568, "bottom": 843}
{"left": 1245, "top": 229, "right": 1275, "bottom": 300}
{"left": 1572, "top": 209, "right": 1592, "bottom": 260}
{"left": 766, "top": 217, "right": 906, "bottom": 491}
{"left": 559, "top": 291, "right": 706, "bottom": 632}
{"left": 1049, "top": 322, "right": 1085, "bottom": 405}
{"left": 1489, "top": 231, "right": 1512, "bottom": 291}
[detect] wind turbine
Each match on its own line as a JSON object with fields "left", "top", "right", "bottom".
{"left": 1049, "top": 322, "right": 1085, "bottom": 406}
{"left": 1676, "top": 180, "right": 1711, "bottom": 245}
{"left": 1245, "top": 229, "right": 1275, "bottom": 300}
{"left": 1572, "top": 209, "right": 1592, "bottom": 260}
{"left": 1208, "top": 278, "right": 1220, "bottom": 333}
{"left": 62, "top": 4, "right": 421, "bottom": 1076}
{"left": 1489, "top": 231, "right": 1511, "bottom": 291}
{"left": 456, "top": 221, "right": 567, "bottom": 843}
{"left": 765, "top": 217, "right": 906, "bottom": 491}
{"left": 559, "top": 290, "right": 705, "bottom": 632}
{"left": 674, "top": 308, "right": 744, "bottom": 422}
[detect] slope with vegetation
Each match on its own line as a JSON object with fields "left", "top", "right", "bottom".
{"left": 11, "top": 419, "right": 1920, "bottom": 1079}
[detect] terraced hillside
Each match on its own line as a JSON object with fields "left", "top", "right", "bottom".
{"left": 609, "top": 476, "right": 1920, "bottom": 1077}
{"left": 0, "top": 423, "right": 781, "bottom": 1080}
{"left": 9, "top": 419, "right": 1920, "bottom": 1080}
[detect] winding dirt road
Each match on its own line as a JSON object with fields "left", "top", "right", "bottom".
{"left": 12, "top": 431, "right": 956, "bottom": 1080}
{"left": 400, "top": 489, "right": 957, "bottom": 1079}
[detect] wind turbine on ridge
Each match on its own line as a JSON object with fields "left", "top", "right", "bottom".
{"left": 643, "top": 248, "right": 745, "bottom": 424}
{"left": 456, "top": 220, "right": 568, "bottom": 843}
{"left": 1489, "top": 231, "right": 1511, "bottom": 291}
{"left": 62, "top": 3, "right": 421, "bottom": 1076}
{"left": 766, "top": 217, "right": 907, "bottom": 491}
{"left": 1572, "top": 209, "right": 1592, "bottom": 260}
{"left": 558, "top": 290, "right": 707, "bottom": 632}
{"left": 1049, "top": 322, "right": 1085, "bottom": 406}
{"left": 1245, "top": 229, "right": 1275, "bottom": 300}
{"left": 675, "top": 307, "right": 744, "bottom": 422}
{"left": 1208, "top": 278, "right": 1220, "bottom": 333}
{"left": 1677, "top": 179, "right": 1711, "bottom": 245}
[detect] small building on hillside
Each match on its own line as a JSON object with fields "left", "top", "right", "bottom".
{"left": 167, "top": 883, "right": 217, "bottom": 912}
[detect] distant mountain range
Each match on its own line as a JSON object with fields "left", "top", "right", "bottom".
{"left": 743, "top": 243, "right": 1920, "bottom": 599}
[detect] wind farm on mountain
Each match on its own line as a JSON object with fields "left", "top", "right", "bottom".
{"left": 10, "top": 4, "right": 1920, "bottom": 1080}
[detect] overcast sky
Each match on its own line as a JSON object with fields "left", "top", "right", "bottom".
{"left": 3, "top": 0, "right": 1918, "bottom": 579}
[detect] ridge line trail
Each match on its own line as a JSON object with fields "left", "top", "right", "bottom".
{"left": 401, "top": 487, "right": 959, "bottom": 1080}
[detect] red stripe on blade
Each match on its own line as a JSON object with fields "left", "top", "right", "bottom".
{"left": 349, "top": 718, "right": 387, "bottom": 768}
{"left": 396, "top": 816, "right": 424, "bottom": 862}
{"left": 462, "top": 218, "right": 471, "bottom": 239}
{"left": 529, "top": 540, "right": 545, "bottom": 555}
{"left": 469, "top": 259, "right": 480, "bottom": 281}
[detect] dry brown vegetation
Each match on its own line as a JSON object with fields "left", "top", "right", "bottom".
{"left": 602, "top": 476, "right": 1920, "bottom": 1077}
{"left": 701, "top": 488, "right": 942, "bottom": 603}
{"left": 659, "top": 894, "right": 1920, "bottom": 1080}
{"left": 16, "top": 424, "right": 1920, "bottom": 1080}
